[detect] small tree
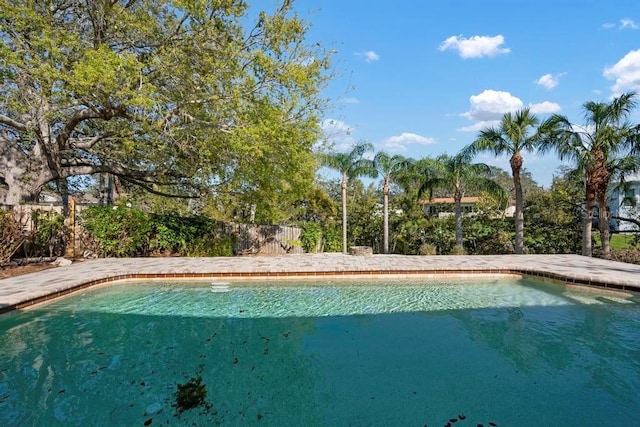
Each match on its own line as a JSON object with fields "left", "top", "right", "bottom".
{"left": 417, "top": 153, "right": 506, "bottom": 248}
{"left": 373, "top": 152, "right": 413, "bottom": 253}
{"left": 322, "top": 142, "right": 376, "bottom": 253}
{"left": 464, "top": 108, "right": 541, "bottom": 254}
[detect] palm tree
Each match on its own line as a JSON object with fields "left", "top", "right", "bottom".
{"left": 322, "top": 142, "right": 377, "bottom": 254}
{"left": 463, "top": 108, "right": 541, "bottom": 254}
{"left": 373, "top": 152, "right": 413, "bottom": 253}
{"left": 417, "top": 153, "right": 506, "bottom": 248}
{"left": 539, "top": 91, "right": 639, "bottom": 257}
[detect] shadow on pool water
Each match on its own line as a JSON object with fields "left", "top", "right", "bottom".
{"left": 1, "top": 295, "right": 639, "bottom": 426}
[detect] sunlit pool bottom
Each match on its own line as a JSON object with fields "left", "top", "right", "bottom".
{"left": 1, "top": 277, "right": 639, "bottom": 426}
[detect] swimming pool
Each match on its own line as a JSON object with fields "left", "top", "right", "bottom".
{"left": 1, "top": 276, "right": 639, "bottom": 426}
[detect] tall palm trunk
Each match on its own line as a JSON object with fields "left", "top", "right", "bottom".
{"left": 383, "top": 176, "right": 390, "bottom": 254}
{"left": 510, "top": 152, "right": 524, "bottom": 254}
{"left": 453, "top": 190, "right": 463, "bottom": 247}
{"left": 597, "top": 192, "right": 611, "bottom": 259}
{"left": 341, "top": 171, "right": 348, "bottom": 254}
{"left": 583, "top": 177, "right": 595, "bottom": 257}
{"left": 593, "top": 154, "right": 611, "bottom": 259}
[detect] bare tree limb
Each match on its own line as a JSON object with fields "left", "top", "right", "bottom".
{"left": 119, "top": 176, "right": 200, "bottom": 198}
{"left": 69, "top": 132, "right": 116, "bottom": 150}
{"left": 612, "top": 215, "right": 640, "bottom": 229}
{"left": 56, "top": 106, "right": 127, "bottom": 149}
{"left": 0, "top": 114, "right": 28, "bottom": 132}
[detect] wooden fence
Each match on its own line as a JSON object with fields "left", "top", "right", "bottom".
{"left": 225, "top": 223, "right": 303, "bottom": 255}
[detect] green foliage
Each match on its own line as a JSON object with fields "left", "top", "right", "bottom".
{"left": 609, "top": 234, "right": 636, "bottom": 250}
{"left": 300, "top": 222, "right": 322, "bottom": 253}
{"left": 189, "top": 235, "right": 235, "bottom": 257}
{"left": 395, "top": 217, "right": 429, "bottom": 254}
{"left": 321, "top": 226, "right": 342, "bottom": 252}
{"left": 148, "top": 213, "right": 216, "bottom": 256}
{"left": 448, "top": 244, "right": 467, "bottom": 255}
{"left": 418, "top": 243, "right": 437, "bottom": 255}
{"left": 423, "top": 216, "right": 457, "bottom": 255}
{"left": 80, "top": 204, "right": 152, "bottom": 257}
{"left": 0, "top": 0, "right": 332, "bottom": 210}
{"left": 464, "top": 216, "right": 513, "bottom": 254}
{"left": 523, "top": 185, "right": 581, "bottom": 254}
{"left": 346, "top": 181, "right": 382, "bottom": 251}
{"left": 23, "top": 210, "right": 67, "bottom": 258}
{"left": 81, "top": 205, "right": 236, "bottom": 257}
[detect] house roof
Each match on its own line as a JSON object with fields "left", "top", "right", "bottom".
{"left": 419, "top": 197, "right": 480, "bottom": 205}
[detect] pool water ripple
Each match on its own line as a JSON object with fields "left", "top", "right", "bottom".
{"left": 0, "top": 277, "right": 639, "bottom": 426}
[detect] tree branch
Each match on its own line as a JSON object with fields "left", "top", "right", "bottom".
{"left": 612, "top": 215, "right": 640, "bottom": 228}
{"left": 119, "top": 176, "right": 200, "bottom": 198}
{"left": 0, "top": 114, "right": 28, "bottom": 132}
{"left": 60, "top": 160, "right": 191, "bottom": 184}
{"left": 69, "top": 132, "right": 116, "bottom": 150}
{"left": 57, "top": 106, "right": 127, "bottom": 149}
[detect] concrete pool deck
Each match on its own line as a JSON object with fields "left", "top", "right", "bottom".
{"left": 1, "top": 253, "right": 640, "bottom": 314}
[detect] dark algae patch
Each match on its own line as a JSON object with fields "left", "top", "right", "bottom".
{"left": 173, "top": 375, "right": 212, "bottom": 416}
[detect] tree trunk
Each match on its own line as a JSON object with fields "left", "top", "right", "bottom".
{"left": 583, "top": 182, "right": 595, "bottom": 257}
{"left": 341, "top": 171, "right": 348, "bottom": 254}
{"left": 383, "top": 176, "right": 390, "bottom": 254}
{"left": 597, "top": 192, "right": 611, "bottom": 259}
{"left": 454, "top": 190, "right": 463, "bottom": 247}
{"left": 0, "top": 137, "right": 55, "bottom": 206}
{"left": 510, "top": 152, "right": 524, "bottom": 254}
{"left": 593, "top": 155, "right": 611, "bottom": 259}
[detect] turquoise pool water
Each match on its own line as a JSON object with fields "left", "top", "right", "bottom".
{"left": 1, "top": 277, "right": 639, "bottom": 426}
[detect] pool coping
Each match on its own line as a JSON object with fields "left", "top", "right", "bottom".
{"left": 1, "top": 254, "right": 639, "bottom": 314}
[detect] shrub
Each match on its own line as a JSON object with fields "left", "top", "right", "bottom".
{"left": 80, "top": 204, "right": 151, "bottom": 257}
{"left": 300, "top": 223, "right": 322, "bottom": 253}
{"left": 448, "top": 244, "right": 467, "bottom": 255}
{"left": 81, "top": 206, "right": 236, "bottom": 257}
{"left": 322, "top": 226, "right": 342, "bottom": 252}
{"left": 148, "top": 213, "right": 217, "bottom": 256}
{"left": 23, "top": 210, "right": 67, "bottom": 258}
{"left": 418, "top": 243, "right": 437, "bottom": 255}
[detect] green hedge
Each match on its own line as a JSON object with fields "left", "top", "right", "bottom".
{"left": 80, "top": 204, "right": 234, "bottom": 257}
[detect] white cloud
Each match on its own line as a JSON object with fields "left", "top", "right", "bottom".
{"left": 339, "top": 97, "right": 359, "bottom": 104}
{"left": 438, "top": 34, "right": 510, "bottom": 58}
{"left": 620, "top": 18, "right": 639, "bottom": 30}
{"left": 355, "top": 50, "right": 380, "bottom": 62}
{"left": 461, "top": 90, "right": 524, "bottom": 121}
{"left": 604, "top": 19, "right": 639, "bottom": 30}
{"left": 603, "top": 49, "right": 640, "bottom": 94}
{"left": 535, "top": 73, "right": 564, "bottom": 90}
{"left": 321, "top": 119, "right": 355, "bottom": 149}
{"left": 458, "top": 90, "right": 561, "bottom": 132}
{"left": 457, "top": 120, "right": 500, "bottom": 133}
{"left": 383, "top": 132, "right": 436, "bottom": 151}
{"left": 528, "top": 101, "right": 561, "bottom": 114}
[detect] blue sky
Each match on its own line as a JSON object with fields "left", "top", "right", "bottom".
{"left": 293, "top": 0, "right": 640, "bottom": 188}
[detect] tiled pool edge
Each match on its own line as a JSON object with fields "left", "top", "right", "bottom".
{"left": 3, "top": 266, "right": 638, "bottom": 315}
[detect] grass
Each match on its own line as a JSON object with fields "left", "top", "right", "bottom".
{"left": 592, "top": 232, "right": 638, "bottom": 250}
{"left": 610, "top": 234, "right": 638, "bottom": 250}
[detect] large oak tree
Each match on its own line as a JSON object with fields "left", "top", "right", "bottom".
{"left": 0, "top": 0, "right": 330, "bottom": 217}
